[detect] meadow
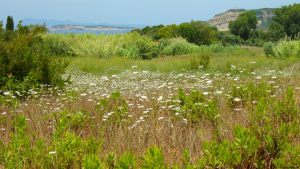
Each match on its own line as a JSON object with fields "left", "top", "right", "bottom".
{"left": 0, "top": 28, "right": 300, "bottom": 169}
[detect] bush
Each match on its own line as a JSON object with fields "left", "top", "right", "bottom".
{"left": 141, "top": 146, "right": 166, "bottom": 169}
{"left": 117, "top": 152, "right": 136, "bottom": 169}
{"left": 274, "top": 40, "right": 300, "bottom": 57}
{"left": 43, "top": 34, "right": 75, "bottom": 56}
{"left": 189, "top": 54, "right": 210, "bottom": 70}
{"left": 229, "top": 11, "right": 258, "bottom": 40}
{"left": 218, "top": 33, "right": 243, "bottom": 45}
{"left": 117, "top": 33, "right": 159, "bottom": 59}
{"left": 177, "top": 21, "right": 218, "bottom": 45}
{"left": 270, "top": 4, "right": 300, "bottom": 39}
{"left": 264, "top": 42, "right": 275, "bottom": 57}
{"left": 266, "top": 40, "right": 300, "bottom": 58}
{"left": 97, "top": 91, "right": 130, "bottom": 126}
{"left": 159, "top": 38, "right": 200, "bottom": 56}
{"left": 0, "top": 25, "right": 68, "bottom": 92}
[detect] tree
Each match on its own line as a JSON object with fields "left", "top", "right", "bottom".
{"left": 6, "top": 16, "right": 14, "bottom": 31}
{"left": 0, "top": 21, "right": 3, "bottom": 31}
{"left": 157, "top": 24, "right": 177, "bottom": 39}
{"left": 229, "top": 11, "right": 258, "bottom": 40}
{"left": 270, "top": 3, "right": 300, "bottom": 39}
{"left": 177, "top": 21, "right": 217, "bottom": 45}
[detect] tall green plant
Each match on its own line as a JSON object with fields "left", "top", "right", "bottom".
{"left": 6, "top": 16, "right": 14, "bottom": 31}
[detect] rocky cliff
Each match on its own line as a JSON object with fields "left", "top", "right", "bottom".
{"left": 208, "top": 8, "right": 275, "bottom": 31}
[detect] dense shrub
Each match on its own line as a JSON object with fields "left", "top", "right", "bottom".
{"left": 189, "top": 54, "right": 210, "bottom": 70}
{"left": 265, "top": 40, "right": 300, "bottom": 57}
{"left": 229, "top": 11, "right": 258, "bottom": 40}
{"left": 44, "top": 33, "right": 159, "bottom": 59}
{"left": 199, "top": 87, "right": 300, "bottom": 168}
{"left": 270, "top": 3, "right": 300, "bottom": 39}
{"left": 218, "top": 32, "right": 243, "bottom": 45}
{"left": 116, "top": 33, "right": 159, "bottom": 59}
{"left": 134, "top": 21, "right": 218, "bottom": 45}
{"left": 0, "top": 23, "right": 68, "bottom": 92}
{"left": 264, "top": 42, "right": 275, "bottom": 57}
{"left": 177, "top": 21, "right": 218, "bottom": 45}
{"left": 158, "top": 38, "right": 200, "bottom": 56}
{"left": 43, "top": 34, "right": 75, "bottom": 56}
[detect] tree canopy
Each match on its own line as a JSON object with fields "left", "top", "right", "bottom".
{"left": 177, "top": 21, "right": 218, "bottom": 45}
{"left": 229, "top": 11, "right": 258, "bottom": 40}
{"left": 6, "top": 16, "right": 14, "bottom": 31}
{"left": 270, "top": 3, "right": 300, "bottom": 39}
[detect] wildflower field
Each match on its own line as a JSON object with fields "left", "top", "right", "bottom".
{"left": 1, "top": 32, "right": 300, "bottom": 168}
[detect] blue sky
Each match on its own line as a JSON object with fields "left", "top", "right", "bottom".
{"left": 1, "top": 0, "right": 299, "bottom": 26}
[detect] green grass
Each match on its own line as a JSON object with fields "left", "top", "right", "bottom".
{"left": 69, "top": 52, "right": 299, "bottom": 75}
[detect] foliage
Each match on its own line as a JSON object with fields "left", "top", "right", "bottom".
{"left": 177, "top": 21, "right": 218, "bottom": 45}
{"left": 189, "top": 53, "right": 210, "bottom": 70}
{"left": 0, "top": 22, "right": 67, "bottom": 92}
{"left": 198, "top": 87, "right": 300, "bottom": 168}
{"left": 158, "top": 38, "right": 200, "bottom": 56}
{"left": 97, "top": 91, "right": 129, "bottom": 126}
{"left": 0, "top": 21, "right": 3, "bottom": 32}
{"left": 117, "top": 152, "right": 136, "bottom": 169}
{"left": 229, "top": 82, "right": 274, "bottom": 108}
{"left": 6, "top": 16, "right": 14, "bottom": 31}
{"left": 198, "top": 127, "right": 259, "bottom": 168}
{"left": 229, "top": 11, "right": 258, "bottom": 40}
{"left": 0, "top": 84, "right": 299, "bottom": 168}
{"left": 141, "top": 146, "right": 166, "bottom": 169}
{"left": 117, "top": 33, "right": 159, "bottom": 59}
{"left": 218, "top": 32, "right": 243, "bottom": 45}
{"left": 270, "top": 3, "right": 300, "bottom": 39}
{"left": 83, "top": 154, "right": 105, "bottom": 169}
{"left": 265, "top": 39, "right": 300, "bottom": 57}
{"left": 264, "top": 42, "right": 275, "bottom": 57}
{"left": 44, "top": 33, "right": 159, "bottom": 59}
{"left": 134, "top": 21, "right": 217, "bottom": 45}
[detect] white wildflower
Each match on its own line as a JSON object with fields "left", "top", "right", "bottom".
{"left": 158, "top": 117, "right": 164, "bottom": 121}
{"left": 49, "top": 151, "right": 56, "bottom": 155}
{"left": 233, "top": 97, "right": 241, "bottom": 102}
{"left": 157, "top": 96, "right": 163, "bottom": 101}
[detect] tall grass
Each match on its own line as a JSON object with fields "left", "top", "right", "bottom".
{"left": 264, "top": 40, "right": 300, "bottom": 58}
{"left": 44, "top": 33, "right": 158, "bottom": 59}
{"left": 69, "top": 54, "right": 298, "bottom": 75}
{"left": 44, "top": 33, "right": 250, "bottom": 59}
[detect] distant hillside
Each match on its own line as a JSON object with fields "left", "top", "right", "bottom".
{"left": 49, "top": 25, "right": 135, "bottom": 34}
{"left": 22, "top": 18, "right": 80, "bottom": 27}
{"left": 208, "top": 8, "right": 276, "bottom": 31}
{"left": 20, "top": 18, "right": 137, "bottom": 34}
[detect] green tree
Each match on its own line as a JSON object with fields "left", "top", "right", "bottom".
{"left": 0, "top": 21, "right": 3, "bottom": 32}
{"left": 229, "top": 11, "right": 258, "bottom": 40}
{"left": 177, "top": 21, "right": 217, "bottom": 45}
{"left": 6, "top": 16, "right": 14, "bottom": 31}
{"left": 270, "top": 3, "right": 300, "bottom": 39}
{"left": 157, "top": 24, "right": 177, "bottom": 39}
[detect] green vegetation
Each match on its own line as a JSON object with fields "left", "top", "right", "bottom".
{"left": 270, "top": 3, "right": 300, "bottom": 39}
{"left": 134, "top": 21, "right": 218, "bottom": 45}
{"left": 0, "top": 19, "right": 67, "bottom": 92}
{"left": 0, "top": 3, "right": 300, "bottom": 169}
{"left": 264, "top": 39, "right": 300, "bottom": 57}
{"left": 6, "top": 16, "right": 14, "bottom": 31}
{"left": 0, "top": 82, "right": 299, "bottom": 168}
{"left": 229, "top": 11, "right": 258, "bottom": 40}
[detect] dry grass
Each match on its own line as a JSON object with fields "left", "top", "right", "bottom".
{"left": 1, "top": 64, "right": 300, "bottom": 167}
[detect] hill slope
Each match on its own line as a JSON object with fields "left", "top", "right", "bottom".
{"left": 208, "top": 8, "right": 275, "bottom": 31}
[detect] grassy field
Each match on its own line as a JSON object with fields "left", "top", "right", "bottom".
{"left": 1, "top": 33, "right": 300, "bottom": 168}
{"left": 69, "top": 50, "right": 299, "bottom": 75}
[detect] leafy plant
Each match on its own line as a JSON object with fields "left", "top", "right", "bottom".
{"left": 117, "top": 152, "right": 136, "bottom": 169}
{"left": 141, "top": 146, "right": 166, "bottom": 169}
{"left": 98, "top": 91, "right": 129, "bottom": 125}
